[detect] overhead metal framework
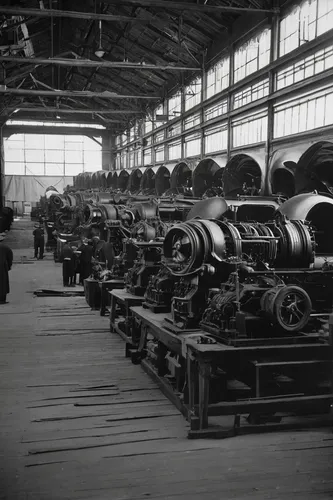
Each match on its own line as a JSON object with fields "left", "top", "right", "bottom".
{"left": 0, "top": 88, "right": 159, "bottom": 99}
{"left": 0, "top": 0, "right": 280, "bottom": 128}
{"left": 9, "top": 107, "right": 144, "bottom": 115}
{"left": 102, "top": 0, "right": 278, "bottom": 14}
{"left": 0, "top": 55, "right": 201, "bottom": 72}
{"left": 0, "top": 6, "right": 148, "bottom": 22}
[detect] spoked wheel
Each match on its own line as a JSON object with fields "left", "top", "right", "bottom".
{"left": 261, "top": 285, "right": 312, "bottom": 332}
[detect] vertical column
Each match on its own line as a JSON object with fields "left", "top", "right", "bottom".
{"left": 181, "top": 84, "right": 185, "bottom": 160}
{"left": 200, "top": 52, "right": 206, "bottom": 160}
{"left": 227, "top": 37, "right": 234, "bottom": 161}
{"left": 102, "top": 133, "right": 114, "bottom": 171}
{"left": 265, "top": 2, "right": 280, "bottom": 194}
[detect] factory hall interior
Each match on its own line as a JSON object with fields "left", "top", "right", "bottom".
{"left": 1, "top": 0, "right": 333, "bottom": 498}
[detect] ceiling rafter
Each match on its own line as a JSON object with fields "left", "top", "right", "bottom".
{"left": 0, "top": 55, "right": 200, "bottom": 71}
{"left": 89, "top": 67, "right": 162, "bottom": 94}
{"left": 101, "top": 0, "right": 278, "bottom": 14}
{"left": 0, "top": 6, "right": 149, "bottom": 23}
{"left": 0, "top": 87, "right": 159, "bottom": 99}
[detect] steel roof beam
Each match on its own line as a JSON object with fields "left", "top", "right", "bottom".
{"left": 102, "top": 0, "right": 279, "bottom": 14}
{"left": 0, "top": 6, "right": 148, "bottom": 22}
{"left": 12, "top": 107, "right": 143, "bottom": 114}
{"left": 0, "top": 88, "right": 159, "bottom": 99}
{"left": 0, "top": 55, "right": 200, "bottom": 71}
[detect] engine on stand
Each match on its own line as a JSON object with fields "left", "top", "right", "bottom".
{"left": 125, "top": 241, "right": 163, "bottom": 296}
{"left": 162, "top": 210, "right": 333, "bottom": 334}
{"left": 143, "top": 266, "right": 179, "bottom": 313}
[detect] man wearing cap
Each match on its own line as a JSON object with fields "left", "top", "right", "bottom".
{"left": 33, "top": 223, "right": 45, "bottom": 260}
{"left": 0, "top": 234, "right": 13, "bottom": 304}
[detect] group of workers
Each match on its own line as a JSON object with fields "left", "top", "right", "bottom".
{"left": 59, "top": 239, "right": 94, "bottom": 287}
{"left": 0, "top": 221, "right": 116, "bottom": 304}
{"left": 59, "top": 236, "right": 114, "bottom": 288}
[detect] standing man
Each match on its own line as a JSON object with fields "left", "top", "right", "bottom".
{"left": 78, "top": 238, "right": 94, "bottom": 284}
{"left": 0, "top": 234, "right": 13, "bottom": 304}
{"left": 33, "top": 223, "right": 45, "bottom": 260}
{"left": 59, "top": 242, "right": 74, "bottom": 287}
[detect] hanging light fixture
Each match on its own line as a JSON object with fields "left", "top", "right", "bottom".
{"left": 95, "top": 20, "right": 105, "bottom": 58}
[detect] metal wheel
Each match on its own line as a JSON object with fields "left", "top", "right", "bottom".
{"left": 261, "top": 285, "right": 312, "bottom": 332}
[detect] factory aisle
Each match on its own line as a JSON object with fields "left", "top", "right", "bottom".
{"left": 1, "top": 219, "right": 333, "bottom": 500}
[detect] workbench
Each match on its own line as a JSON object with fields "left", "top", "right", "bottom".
{"left": 99, "top": 279, "right": 124, "bottom": 316}
{"left": 130, "top": 306, "right": 333, "bottom": 439}
{"left": 109, "top": 289, "right": 145, "bottom": 353}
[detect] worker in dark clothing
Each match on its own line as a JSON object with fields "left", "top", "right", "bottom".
{"left": 0, "top": 235, "right": 13, "bottom": 304}
{"left": 98, "top": 241, "right": 115, "bottom": 270}
{"left": 70, "top": 246, "right": 80, "bottom": 286}
{"left": 78, "top": 239, "right": 94, "bottom": 284}
{"left": 33, "top": 223, "right": 45, "bottom": 260}
{"left": 59, "top": 242, "right": 74, "bottom": 287}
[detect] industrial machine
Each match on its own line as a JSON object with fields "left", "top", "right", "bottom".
{"left": 125, "top": 241, "right": 163, "bottom": 296}
{"left": 161, "top": 193, "right": 333, "bottom": 333}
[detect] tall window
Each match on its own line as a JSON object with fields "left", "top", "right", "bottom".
{"left": 234, "top": 29, "right": 271, "bottom": 83}
{"left": 233, "top": 78, "right": 269, "bottom": 109}
{"left": 168, "top": 140, "right": 181, "bottom": 160}
{"left": 185, "top": 76, "right": 202, "bottom": 111}
{"left": 129, "top": 125, "right": 136, "bottom": 141}
{"left": 317, "top": 0, "right": 333, "bottom": 36}
{"left": 145, "top": 117, "right": 153, "bottom": 134}
{"left": 155, "top": 145, "right": 165, "bottom": 163}
{"left": 273, "top": 85, "right": 333, "bottom": 138}
{"left": 204, "top": 124, "right": 228, "bottom": 153}
{"left": 4, "top": 133, "right": 102, "bottom": 176}
{"left": 121, "top": 132, "right": 128, "bottom": 146}
{"left": 134, "top": 145, "right": 142, "bottom": 167}
{"left": 184, "top": 113, "right": 201, "bottom": 131}
{"left": 167, "top": 121, "right": 181, "bottom": 138}
{"left": 206, "top": 56, "right": 230, "bottom": 99}
{"left": 204, "top": 100, "right": 228, "bottom": 122}
{"left": 232, "top": 110, "right": 268, "bottom": 147}
{"left": 129, "top": 147, "right": 135, "bottom": 169}
{"left": 120, "top": 150, "right": 127, "bottom": 169}
{"left": 143, "top": 148, "right": 152, "bottom": 165}
{"left": 168, "top": 92, "right": 182, "bottom": 119}
{"left": 279, "top": 0, "right": 333, "bottom": 57}
{"left": 155, "top": 102, "right": 167, "bottom": 129}
{"left": 154, "top": 131, "right": 165, "bottom": 144}
{"left": 184, "top": 133, "right": 201, "bottom": 157}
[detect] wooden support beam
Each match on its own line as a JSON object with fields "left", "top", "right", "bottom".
{"left": 11, "top": 107, "right": 143, "bottom": 115}
{"left": 0, "top": 88, "right": 159, "bottom": 99}
{"left": 0, "top": 55, "right": 200, "bottom": 72}
{"left": 102, "top": 0, "right": 278, "bottom": 14}
{"left": 0, "top": 6, "right": 147, "bottom": 22}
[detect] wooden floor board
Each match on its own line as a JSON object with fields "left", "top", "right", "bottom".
{"left": 1, "top": 220, "right": 333, "bottom": 500}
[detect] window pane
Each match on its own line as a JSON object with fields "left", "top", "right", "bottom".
{"left": 84, "top": 150, "right": 101, "bottom": 165}
{"left": 45, "top": 149, "right": 64, "bottom": 163}
{"left": 5, "top": 149, "right": 25, "bottom": 162}
{"left": 25, "top": 163, "right": 44, "bottom": 175}
{"left": 45, "top": 163, "right": 64, "bottom": 176}
{"left": 45, "top": 135, "right": 64, "bottom": 149}
{"left": 25, "top": 149, "right": 44, "bottom": 163}
{"left": 84, "top": 135, "right": 101, "bottom": 151}
{"left": 5, "top": 163, "right": 25, "bottom": 175}
{"left": 64, "top": 164, "right": 82, "bottom": 176}
{"left": 25, "top": 135, "right": 44, "bottom": 149}
{"left": 65, "top": 150, "right": 83, "bottom": 163}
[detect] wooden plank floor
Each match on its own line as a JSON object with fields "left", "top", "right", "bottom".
{"left": 1, "top": 218, "right": 333, "bottom": 500}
